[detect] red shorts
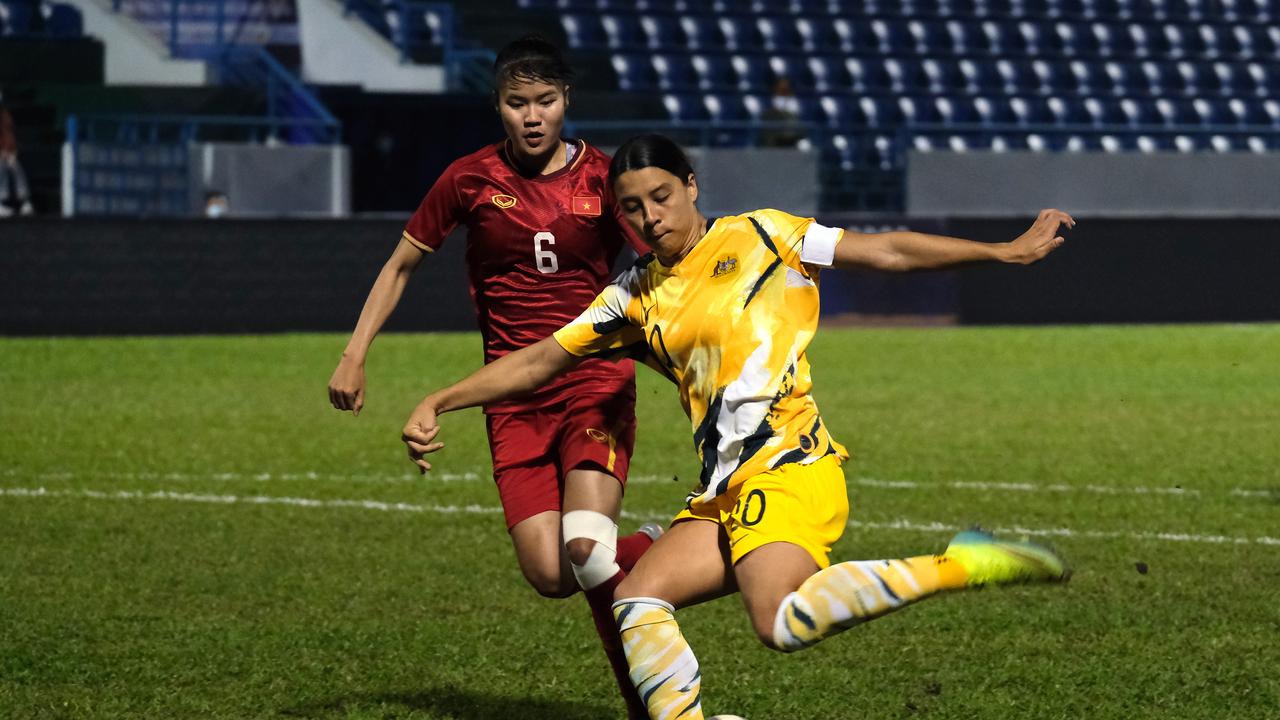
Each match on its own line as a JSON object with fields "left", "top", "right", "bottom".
{"left": 486, "top": 393, "right": 637, "bottom": 530}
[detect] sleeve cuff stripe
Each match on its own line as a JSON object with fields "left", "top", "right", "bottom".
{"left": 402, "top": 231, "right": 434, "bottom": 252}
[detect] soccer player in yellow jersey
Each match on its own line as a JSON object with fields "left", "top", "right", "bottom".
{"left": 402, "top": 134, "right": 1077, "bottom": 719}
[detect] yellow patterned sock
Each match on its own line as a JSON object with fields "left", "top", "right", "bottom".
{"left": 613, "top": 597, "right": 704, "bottom": 720}
{"left": 772, "top": 555, "right": 967, "bottom": 652}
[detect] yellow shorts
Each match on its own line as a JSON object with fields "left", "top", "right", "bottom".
{"left": 671, "top": 454, "right": 850, "bottom": 569}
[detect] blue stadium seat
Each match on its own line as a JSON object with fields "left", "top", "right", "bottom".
{"left": 1154, "top": 97, "right": 1198, "bottom": 124}
{"left": 1047, "top": 95, "right": 1090, "bottom": 124}
{"left": 663, "top": 93, "right": 710, "bottom": 122}
{"left": 638, "top": 14, "right": 681, "bottom": 50}
{"left": 958, "top": 58, "right": 1002, "bottom": 93}
{"left": 935, "top": 95, "right": 982, "bottom": 124}
{"left": 1009, "top": 95, "right": 1054, "bottom": 124}
{"left": 1055, "top": 20, "right": 1099, "bottom": 56}
{"left": 859, "top": 96, "right": 906, "bottom": 128}
{"left": 652, "top": 53, "right": 697, "bottom": 90}
{"left": 972, "top": 95, "right": 1019, "bottom": 124}
{"left": 46, "top": 3, "right": 83, "bottom": 37}
{"left": 1118, "top": 97, "right": 1161, "bottom": 124}
{"left": 1083, "top": 96, "right": 1125, "bottom": 124}
{"left": 883, "top": 57, "right": 927, "bottom": 93}
{"left": 600, "top": 14, "right": 642, "bottom": 49}
{"left": 771, "top": 54, "right": 815, "bottom": 90}
{"left": 717, "top": 16, "right": 762, "bottom": 51}
{"left": 982, "top": 20, "right": 1026, "bottom": 55}
{"left": 1068, "top": 59, "right": 1111, "bottom": 94}
{"left": 1030, "top": 59, "right": 1071, "bottom": 93}
{"left": 832, "top": 17, "right": 876, "bottom": 53}
{"left": 560, "top": 14, "right": 603, "bottom": 48}
{"left": 0, "top": 0, "right": 32, "bottom": 34}
{"left": 611, "top": 54, "right": 659, "bottom": 91}
{"left": 870, "top": 17, "right": 912, "bottom": 53}
{"left": 898, "top": 95, "right": 943, "bottom": 124}
{"left": 679, "top": 15, "right": 722, "bottom": 51}
{"left": 845, "top": 56, "right": 890, "bottom": 92}
{"left": 1102, "top": 60, "right": 1141, "bottom": 95}
{"left": 1019, "top": 20, "right": 1060, "bottom": 56}
{"left": 807, "top": 55, "right": 847, "bottom": 92}
{"left": 1192, "top": 97, "right": 1234, "bottom": 124}
{"left": 1090, "top": 20, "right": 1135, "bottom": 57}
{"left": 796, "top": 16, "right": 836, "bottom": 53}
{"left": 945, "top": 19, "right": 988, "bottom": 54}
{"left": 690, "top": 53, "right": 734, "bottom": 90}
{"left": 819, "top": 94, "right": 857, "bottom": 127}
{"left": 996, "top": 58, "right": 1038, "bottom": 94}
{"left": 921, "top": 58, "right": 964, "bottom": 93}
{"left": 731, "top": 54, "right": 771, "bottom": 91}
{"left": 907, "top": 18, "right": 949, "bottom": 54}
{"left": 703, "top": 93, "right": 751, "bottom": 122}
{"left": 757, "top": 16, "right": 801, "bottom": 51}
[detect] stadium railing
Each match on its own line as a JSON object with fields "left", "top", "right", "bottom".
{"left": 62, "top": 113, "right": 341, "bottom": 216}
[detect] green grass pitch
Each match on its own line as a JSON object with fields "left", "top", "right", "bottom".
{"left": 2, "top": 325, "right": 1278, "bottom": 719}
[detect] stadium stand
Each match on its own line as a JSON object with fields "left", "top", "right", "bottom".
{"left": 520, "top": 0, "right": 1280, "bottom": 210}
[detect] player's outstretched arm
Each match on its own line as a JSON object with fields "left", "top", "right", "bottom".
{"left": 402, "top": 336, "right": 579, "bottom": 473}
{"left": 328, "top": 238, "right": 427, "bottom": 415}
{"left": 830, "top": 209, "right": 1075, "bottom": 273}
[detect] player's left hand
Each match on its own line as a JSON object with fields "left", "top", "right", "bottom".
{"left": 1004, "top": 208, "right": 1076, "bottom": 265}
{"left": 402, "top": 402, "right": 445, "bottom": 473}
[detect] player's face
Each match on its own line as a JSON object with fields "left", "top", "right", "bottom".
{"left": 497, "top": 79, "right": 568, "bottom": 162}
{"left": 614, "top": 166, "right": 702, "bottom": 258}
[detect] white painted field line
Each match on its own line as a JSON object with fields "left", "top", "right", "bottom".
{"left": 3, "top": 486, "right": 1277, "bottom": 548}
{"left": 4, "top": 468, "right": 1261, "bottom": 500}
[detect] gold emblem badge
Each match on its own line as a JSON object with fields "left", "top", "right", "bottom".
{"left": 491, "top": 194, "right": 517, "bottom": 209}
{"left": 585, "top": 428, "right": 609, "bottom": 443}
{"left": 711, "top": 255, "right": 739, "bottom": 278}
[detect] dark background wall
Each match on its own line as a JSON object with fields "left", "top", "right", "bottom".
{"left": 2, "top": 216, "right": 1278, "bottom": 335}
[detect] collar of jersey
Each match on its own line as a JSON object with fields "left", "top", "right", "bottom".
{"left": 653, "top": 217, "right": 721, "bottom": 275}
{"left": 500, "top": 137, "right": 586, "bottom": 182}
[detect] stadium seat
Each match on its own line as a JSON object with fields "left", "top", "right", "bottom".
{"left": 1119, "top": 96, "right": 1161, "bottom": 124}
{"left": 1192, "top": 97, "right": 1234, "bottom": 124}
{"left": 845, "top": 56, "right": 891, "bottom": 92}
{"left": 46, "top": 3, "right": 82, "bottom": 37}
{"left": 832, "top": 17, "right": 876, "bottom": 53}
{"left": 935, "top": 95, "right": 982, "bottom": 124}
{"left": 958, "top": 58, "right": 1002, "bottom": 92}
{"left": 652, "top": 53, "right": 697, "bottom": 90}
{"left": 561, "top": 14, "right": 601, "bottom": 48}
{"left": 679, "top": 15, "right": 722, "bottom": 51}
{"left": 795, "top": 16, "right": 835, "bottom": 53}
{"left": 1154, "top": 97, "right": 1198, "bottom": 124}
{"left": 819, "top": 95, "right": 857, "bottom": 127}
{"left": 1047, "top": 95, "right": 1090, "bottom": 124}
{"left": 1090, "top": 20, "right": 1134, "bottom": 57}
{"left": 870, "top": 17, "right": 912, "bottom": 53}
{"left": 731, "top": 54, "right": 771, "bottom": 91}
{"left": 921, "top": 57, "right": 964, "bottom": 93}
{"left": 1068, "top": 59, "right": 1112, "bottom": 94}
{"left": 703, "top": 93, "right": 750, "bottom": 122}
{"left": 899, "top": 95, "right": 943, "bottom": 124}
{"left": 611, "top": 54, "right": 659, "bottom": 91}
{"left": 883, "top": 57, "right": 926, "bottom": 93}
{"left": 639, "top": 14, "right": 681, "bottom": 50}
{"left": 807, "top": 55, "right": 847, "bottom": 92}
{"left": 972, "top": 95, "right": 1019, "bottom": 124}
{"left": 770, "top": 54, "right": 814, "bottom": 91}
{"left": 600, "top": 14, "right": 642, "bottom": 49}
{"left": 718, "top": 16, "right": 762, "bottom": 51}
{"left": 757, "top": 16, "right": 801, "bottom": 51}
{"left": 996, "top": 58, "right": 1038, "bottom": 94}
{"left": 907, "top": 18, "right": 949, "bottom": 54}
{"left": 663, "top": 93, "right": 710, "bottom": 122}
{"left": 689, "top": 54, "right": 733, "bottom": 90}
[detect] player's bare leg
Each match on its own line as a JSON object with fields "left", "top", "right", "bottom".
{"left": 563, "top": 466, "right": 654, "bottom": 720}
{"left": 508, "top": 511, "right": 577, "bottom": 598}
{"left": 611, "top": 519, "right": 738, "bottom": 720}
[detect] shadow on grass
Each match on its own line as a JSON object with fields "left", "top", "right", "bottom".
{"left": 282, "top": 685, "right": 616, "bottom": 720}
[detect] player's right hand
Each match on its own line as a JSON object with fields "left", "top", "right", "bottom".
{"left": 328, "top": 357, "right": 366, "bottom": 416}
{"left": 402, "top": 402, "right": 445, "bottom": 474}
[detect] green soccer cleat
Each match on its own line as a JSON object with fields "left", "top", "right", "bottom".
{"left": 943, "top": 529, "right": 1071, "bottom": 587}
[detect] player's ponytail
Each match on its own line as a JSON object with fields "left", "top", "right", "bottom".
{"left": 493, "top": 34, "right": 575, "bottom": 91}
{"left": 609, "top": 134, "right": 696, "bottom": 187}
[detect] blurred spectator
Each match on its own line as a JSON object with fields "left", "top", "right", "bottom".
{"left": 0, "top": 93, "right": 34, "bottom": 218}
{"left": 761, "top": 77, "right": 804, "bottom": 148}
{"left": 204, "top": 190, "right": 230, "bottom": 218}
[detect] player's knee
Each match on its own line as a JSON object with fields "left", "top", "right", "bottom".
{"left": 562, "top": 510, "right": 620, "bottom": 591}
{"left": 565, "top": 537, "right": 597, "bottom": 568}
{"left": 521, "top": 564, "right": 576, "bottom": 599}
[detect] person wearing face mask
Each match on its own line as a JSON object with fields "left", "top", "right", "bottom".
{"left": 402, "top": 133, "right": 1078, "bottom": 720}
{"left": 203, "top": 190, "right": 229, "bottom": 218}
{"left": 327, "top": 36, "right": 658, "bottom": 719}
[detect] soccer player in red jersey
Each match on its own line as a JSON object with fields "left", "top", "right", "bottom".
{"left": 327, "top": 36, "right": 655, "bottom": 718}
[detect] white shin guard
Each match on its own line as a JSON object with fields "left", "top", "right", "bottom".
{"left": 562, "top": 510, "right": 620, "bottom": 590}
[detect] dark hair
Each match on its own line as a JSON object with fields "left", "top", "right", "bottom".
{"left": 609, "top": 134, "right": 695, "bottom": 186}
{"left": 493, "top": 35, "right": 575, "bottom": 90}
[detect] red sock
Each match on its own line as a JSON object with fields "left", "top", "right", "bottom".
{"left": 584, "top": 570, "right": 647, "bottom": 719}
{"left": 616, "top": 530, "right": 655, "bottom": 573}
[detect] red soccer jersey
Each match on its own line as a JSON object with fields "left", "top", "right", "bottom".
{"left": 403, "top": 138, "right": 646, "bottom": 414}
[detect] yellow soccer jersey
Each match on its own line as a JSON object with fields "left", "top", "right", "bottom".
{"left": 553, "top": 208, "right": 850, "bottom": 507}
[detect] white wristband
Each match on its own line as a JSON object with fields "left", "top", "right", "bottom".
{"left": 799, "top": 222, "right": 842, "bottom": 267}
